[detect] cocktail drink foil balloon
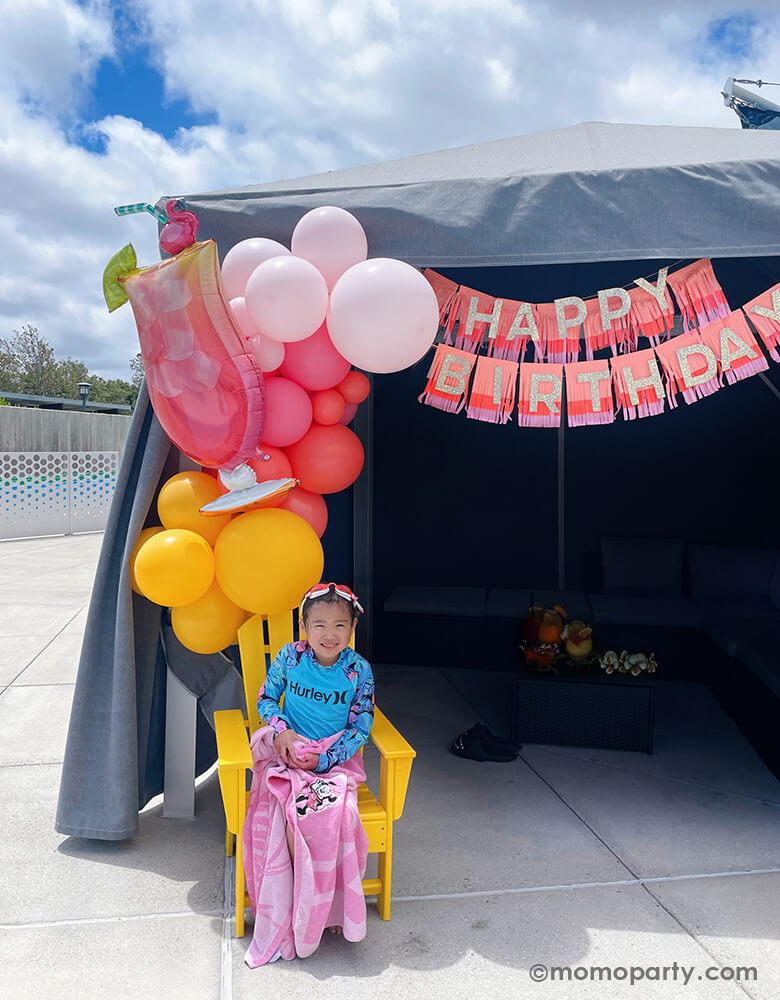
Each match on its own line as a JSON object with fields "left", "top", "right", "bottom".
{"left": 121, "top": 240, "right": 296, "bottom": 514}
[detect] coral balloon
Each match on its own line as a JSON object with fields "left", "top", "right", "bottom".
{"left": 285, "top": 424, "right": 364, "bottom": 494}
{"left": 291, "top": 206, "right": 368, "bottom": 291}
{"left": 327, "top": 258, "right": 439, "bottom": 373}
{"left": 129, "top": 526, "right": 164, "bottom": 594}
{"left": 278, "top": 321, "right": 350, "bottom": 391}
{"left": 262, "top": 377, "right": 313, "bottom": 447}
{"left": 340, "top": 402, "right": 358, "bottom": 425}
{"left": 311, "top": 389, "right": 346, "bottom": 425}
{"left": 157, "top": 471, "right": 230, "bottom": 546}
{"left": 171, "top": 581, "right": 246, "bottom": 655}
{"left": 245, "top": 256, "right": 328, "bottom": 343}
{"left": 279, "top": 487, "right": 328, "bottom": 537}
{"left": 221, "top": 238, "right": 290, "bottom": 300}
{"left": 215, "top": 508, "right": 324, "bottom": 614}
{"left": 337, "top": 371, "right": 370, "bottom": 404}
{"left": 134, "top": 529, "right": 214, "bottom": 607}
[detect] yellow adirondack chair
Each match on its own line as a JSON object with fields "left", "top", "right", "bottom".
{"left": 214, "top": 611, "right": 416, "bottom": 937}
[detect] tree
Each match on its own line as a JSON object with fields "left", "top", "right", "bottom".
{"left": 130, "top": 352, "right": 145, "bottom": 391}
{"left": 0, "top": 325, "right": 60, "bottom": 396}
{"left": 0, "top": 325, "right": 140, "bottom": 408}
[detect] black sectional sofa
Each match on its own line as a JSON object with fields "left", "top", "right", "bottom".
{"left": 378, "top": 537, "right": 780, "bottom": 777}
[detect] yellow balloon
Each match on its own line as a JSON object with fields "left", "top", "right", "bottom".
{"left": 215, "top": 508, "right": 324, "bottom": 614}
{"left": 135, "top": 529, "right": 215, "bottom": 607}
{"left": 171, "top": 581, "right": 245, "bottom": 655}
{"left": 129, "top": 526, "right": 164, "bottom": 594}
{"left": 157, "top": 471, "right": 230, "bottom": 546}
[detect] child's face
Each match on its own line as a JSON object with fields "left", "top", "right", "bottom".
{"left": 304, "top": 601, "right": 356, "bottom": 666}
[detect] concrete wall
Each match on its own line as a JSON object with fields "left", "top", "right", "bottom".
{"left": 0, "top": 407, "right": 132, "bottom": 455}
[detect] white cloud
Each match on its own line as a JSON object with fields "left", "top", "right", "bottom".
{"left": 2, "top": 0, "right": 780, "bottom": 381}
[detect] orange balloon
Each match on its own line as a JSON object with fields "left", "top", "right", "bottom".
{"left": 311, "top": 389, "right": 346, "bottom": 425}
{"left": 285, "top": 423, "right": 364, "bottom": 494}
{"left": 337, "top": 371, "right": 370, "bottom": 404}
{"left": 157, "top": 471, "right": 230, "bottom": 546}
{"left": 171, "top": 581, "right": 245, "bottom": 654}
{"left": 129, "top": 526, "right": 164, "bottom": 594}
{"left": 279, "top": 487, "right": 328, "bottom": 537}
{"left": 135, "top": 529, "right": 215, "bottom": 607}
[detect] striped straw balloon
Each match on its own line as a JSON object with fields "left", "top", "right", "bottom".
{"left": 114, "top": 203, "right": 168, "bottom": 224}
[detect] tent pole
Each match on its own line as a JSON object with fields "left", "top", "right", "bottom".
{"left": 557, "top": 418, "right": 566, "bottom": 591}
{"left": 353, "top": 377, "right": 374, "bottom": 660}
{"left": 759, "top": 372, "right": 780, "bottom": 403}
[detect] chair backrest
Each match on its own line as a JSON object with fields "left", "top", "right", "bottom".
{"left": 237, "top": 610, "right": 355, "bottom": 734}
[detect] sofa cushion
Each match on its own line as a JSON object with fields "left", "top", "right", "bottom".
{"left": 589, "top": 594, "right": 701, "bottom": 628}
{"left": 486, "top": 588, "right": 591, "bottom": 622}
{"left": 601, "top": 537, "right": 684, "bottom": 598}
{"left": 383, "top": 586, "right": 487, "bottom": 617}
{"left": 728, "top": 621, "right": 780, "bottom": 699}
{"left": 689, "top": 545, "right": 780, "bottom": 603}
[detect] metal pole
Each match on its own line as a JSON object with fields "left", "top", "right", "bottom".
{"left": 557, "top": 415, "right": 566, "bottom": 591}
{"left": 352, "top": 377, "right": 374, "bottom": 660}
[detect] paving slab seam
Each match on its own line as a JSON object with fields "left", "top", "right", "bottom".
{"left": 636, "top": 881, "right": 763, "bottom": 1000}
{"left": 389, "top": 866, "right": 780, "bottom": 903}
{"left": 529, "top": 745, "right": 780, "bottom": 807}
{"left": 220, "top": 851, "right": 233, "bottom": 1000}
{"left": 5, "top": 606, "right": 85, "bottom": 686}
{"left": 520, "top": 753, "right": 643, "bottom": 881}
{"left": 0, "top": 909, "right": 224, "bottom": 930}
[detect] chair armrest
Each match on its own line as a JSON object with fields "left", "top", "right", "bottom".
{"left": 370, "top": 706, "right": 416, "bottom": 759}
{"left": 214, "top": 709, "right": 252, "bottom": 770}
{"left": 371, "top": 706, "right": 416, "bottom": 822}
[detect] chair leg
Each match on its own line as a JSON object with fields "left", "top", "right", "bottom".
{"left": 226, "top": 826, "right": 234, "bottom": 858}
{"left": 235, "top": 778, "right": 247, "bottom": 938}
{"left": 376, "top": 831, "right": 393, "bottom": 921}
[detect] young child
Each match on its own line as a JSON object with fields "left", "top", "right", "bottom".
{"left": 243, "top": 582, "right": 375, "bottom": 966}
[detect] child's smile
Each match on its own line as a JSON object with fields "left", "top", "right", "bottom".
{"left": 304, "top": 603, "right": 356, "bottom": 667}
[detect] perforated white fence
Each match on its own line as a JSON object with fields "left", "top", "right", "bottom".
{"left": 0, "top": 451, "right": 119, "bottom": 540}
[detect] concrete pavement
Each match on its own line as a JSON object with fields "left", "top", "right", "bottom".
{"left": 1, "top": 533, "right": 778, "bottom": 999}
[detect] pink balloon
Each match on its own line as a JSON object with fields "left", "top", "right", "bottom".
{"left": 339, "top": 402, "right": 358, "bottom": 425}
{"left": 327, "top": 258, "right": 439, "bottom": 373}
{"left": 279, "top": 487, "right": 328, "bottom": 537}
{"left": 291, "top": 206, "right": 368, "bottom": 291}
{"left": 262, "top": 376, "right": 313, "bottom": 447}
{"left": 278, "top": 321, "right": 350, "bottom": 391}
{"left": 248, "top": 333, "right": 285, "bottom": 373}
{"left": 221, "top": 238, "right": 290, "bottom": 300}
{"left": 245, "top": 255, "right": 328, "bottom": 343}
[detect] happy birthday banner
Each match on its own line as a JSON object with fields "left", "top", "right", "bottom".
{"left": 419, "top": 262, "right": 780, "bottom": 428}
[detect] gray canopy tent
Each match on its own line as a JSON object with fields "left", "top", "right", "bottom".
{"left": 56, "top": 121, "right": 780, "bottom": 840}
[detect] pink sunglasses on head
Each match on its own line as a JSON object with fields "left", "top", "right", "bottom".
{"left": 300, "top": 582, "right": 364, "bottom": 616}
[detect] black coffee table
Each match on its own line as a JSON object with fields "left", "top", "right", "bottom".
{"left": 513, "top": 669, "right": 655, "bottom": 753}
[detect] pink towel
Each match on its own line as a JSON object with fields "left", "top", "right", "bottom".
{"left": 242, "top": 726, "right": 369, "bottom": 967}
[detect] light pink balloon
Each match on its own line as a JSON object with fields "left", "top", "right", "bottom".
{"left": 277, "top": 321, "right": 350, "bottom": 391}
{"left": 245, "top": 255, "right": 329, "bottom": 343}
{"left": 339, "top": 402, "right": 358, "bottom": 425}
{"left": 262, "top": 376, "right": 313, "bottom": 447}
{"left": 291, "top": 206, "right": 368, "bottom": 291}
{"left": 221, "top": 238, "right": 290, "bottom": 300}
{"left": 228, "top": 296, "right": 256, "bottom": 339}
{"left": 327, "top": 258, "right": 439, "bottom": 373}
{"left": 248, "top": 333, "right": 285, "bottom": 373}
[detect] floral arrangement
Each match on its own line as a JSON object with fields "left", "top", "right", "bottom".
{"left": 599, "top": 650, "right": 658, "bottom": 676}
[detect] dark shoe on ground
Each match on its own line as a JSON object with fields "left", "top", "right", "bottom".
{"left": 450, "top": 724, "right": 520, "bottom": 762}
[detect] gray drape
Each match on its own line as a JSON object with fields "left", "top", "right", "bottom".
{"left": 55, "top": 383, "right": 245, "bottom": 841}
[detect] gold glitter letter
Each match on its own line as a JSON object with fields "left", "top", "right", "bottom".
{"left": 530, "top": 371, "right": 562, "bottom": 414}
{"left": 623, "top": 358, "right": 665, "bottom": 406}
{"left": 464, "top": 296, "right": 503, "bottom": 341}
{"left": 634, "top": 266, "right": 670, "bottom": 310}
{"left": 719, "top": 326, "right": 757, "bottom": 371}
{"left": 676, "top": 343, "right": 717, "bottom": 388}
{"left": 554, "top": 296, "right": 587, "bottom": 339}
{"left": 576, "top": 369, "right": 611, "bottom": 412}
{"left": 598, "top": 287, "right": 631, "bottom": 331}
{"left": 434, "top": 351, "right": 474, "bottom": 395}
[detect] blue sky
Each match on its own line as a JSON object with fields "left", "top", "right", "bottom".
{"left": 0, "top": 0, "right": 776, "bottom": 381}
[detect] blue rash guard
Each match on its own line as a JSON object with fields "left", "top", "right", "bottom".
{"left": 257, "top": 640, "right": 375, "bottom": 773}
